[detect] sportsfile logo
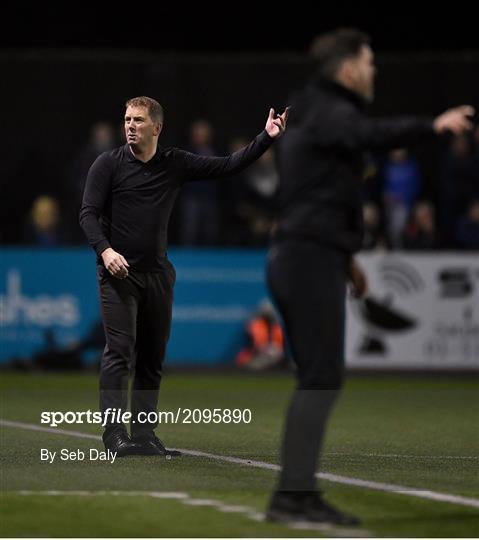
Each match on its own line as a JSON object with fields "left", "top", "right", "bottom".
{"left": 41, "top": 408, "right": 252, "bottom": 427}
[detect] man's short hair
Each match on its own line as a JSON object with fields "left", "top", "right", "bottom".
{"left": 310, "top": 28, "right": 371, "bottom": 80}
{"left": 125, "top": 96, "right": 164, "bottom": 124}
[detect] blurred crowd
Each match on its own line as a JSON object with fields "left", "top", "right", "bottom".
{"left": 11, "top": 120, "right": 479, "bottom": 251}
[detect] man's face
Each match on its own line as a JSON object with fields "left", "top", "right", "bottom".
{"left": 349, "top": 44, "right": 376, "bottom": 102}
{"left": 124, "top": 105, "right": 161, "bottom": 149}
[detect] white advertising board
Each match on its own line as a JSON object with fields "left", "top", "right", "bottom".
{"left": 346, "top": 253, "right": 479, "bottom": 369}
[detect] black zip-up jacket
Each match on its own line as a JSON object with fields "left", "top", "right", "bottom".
{"left": 274, "top": 78, "right": 435, "bottom": 253}
{"left": 79, "top": 130, "right": 273, "bottom": 271}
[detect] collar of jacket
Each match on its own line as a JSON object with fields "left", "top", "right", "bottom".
{"left": 125, "top": 144, "right": 164, "bottom": 163}
{"left": 312, "top": 76, "right": 367, "bottom": 110}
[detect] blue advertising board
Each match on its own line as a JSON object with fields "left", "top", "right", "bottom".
{"left": 0, "top": 248, "right": 270, "bottom": 365}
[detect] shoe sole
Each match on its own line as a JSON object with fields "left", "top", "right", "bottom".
{"left": 110, "top": 449, "right": 139, "bottom": 458}
{"left": 130, "top": 449, "right": 182, "bottom": 457}
{"left": 266, "top": 509, "right": 360, "bottom": 527}
{"left": 265, "top": 509, "right": 305, "bottom": 524}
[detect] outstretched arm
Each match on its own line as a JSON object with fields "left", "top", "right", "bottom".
{"left": 323, "top": 105, "right": 475, "bottom": 150}
{"left": 180, "top": 107, "right": 289, "bottom": 181}
{"left": 360, "top": 105, "right": 475, "bottom": 148}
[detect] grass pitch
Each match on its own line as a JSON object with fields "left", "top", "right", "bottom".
{"left": 1, "top": 371, "right": 478, "bottom": 537}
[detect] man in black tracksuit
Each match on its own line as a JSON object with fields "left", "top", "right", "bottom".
{"left": 80, "top": 96, "right": 288, "bottom": 457}
{"left": 265, "top": 29, "right": 474, "bottom": 525}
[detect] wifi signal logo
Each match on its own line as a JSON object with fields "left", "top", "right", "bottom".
{"left": 379, "top": 260, "right": 424, "bottom": 297}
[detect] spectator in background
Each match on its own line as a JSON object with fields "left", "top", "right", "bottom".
{"left": 68, "top": 122, "right": 115, "bottom": 241}
{"left": 473, "top": 126, "right": 479, "bottom": 191}
{"left": 223, "top": 136, "right": 252, "bottom": 245}
{"left": 22, "top": 195, "right": 66, "bottom": 246}
{"left": 362, "top": 201, "right": 387, "bottom": 250}
{"left": 117, "top": 121, "right": 127, "bottom": 145}
{"left": 440, "top": 134, "right": 479, "bottom": 247}
{"left": 235, "top": 300, "right": 285, "bottom": 370}
{"left": 235, "top": 147, "right": 279, "bottom": 246}
{"left": 402, "top": 200, "right": 438, "bottom": 250}
{"left": 70, "top": 122, "right": 116, "bottom": 198}
{"left": 383, "top": 148, "right": 422, "bottom": 248}
{"left": 179, "top": 119, "right": 220, "bottom": 245}
{"left": 361, "top": 152, "right": 382, "bottom": 202}
{"left": 456, "top": 200, "right": 479, "bottom": 250}
{"left": 473, "top": 125, "right": 479, "bottom": 157}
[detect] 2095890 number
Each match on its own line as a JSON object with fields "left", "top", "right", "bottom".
{"left": 182, "top": 408, "right": 251, "bottom": 424}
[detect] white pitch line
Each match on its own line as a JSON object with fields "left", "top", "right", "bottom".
{"left": 324, "top": 452, "right": 479, "bottom": 460}
{"left": 1, "top": 420, "right": 475, "bottom": 461}
{"left": 0, "top": 420, "right": 101, "bottom": 441}
{"left": 158, "top": 446, "right": 479, "bottom": 509}
{"left": 12, "top": 490, "right": 369, "bottom": 537}
{"left": 1, "top": 419, "right": 479, "bottom": 510}
{"left": 182, "top": 498, "right": 219, "bottom": 506}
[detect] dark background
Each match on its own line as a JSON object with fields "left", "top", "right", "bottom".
{"left": 3, "top": 4, "right": 479, "bottom": 52}
{"left": 1, "top": 4, "right": 478, "bottom": 244}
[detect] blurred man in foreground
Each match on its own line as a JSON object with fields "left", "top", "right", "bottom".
{"left": 266, "top": 28, "right": 474, "bottom": 525}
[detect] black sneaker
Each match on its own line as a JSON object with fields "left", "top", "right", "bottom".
{"left": 304, "top": 492, "right": 360, "bottom": 526}
{"left": 132, "top": 435, "right": 182, "bottom": 457}
{"left": 265, "top": 491, "right": 304, "bottom": 523}
{"left": 266, "top": 490, "right": 360, "bottom": 526}
{"left": 103, "top": 429, "right": 141, "bottom": 458}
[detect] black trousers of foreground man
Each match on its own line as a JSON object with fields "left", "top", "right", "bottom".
{"left": 267, "top": 240, "right": 347, "bottom": 491}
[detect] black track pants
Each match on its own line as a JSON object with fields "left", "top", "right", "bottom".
{"left": 97, "top": 262, "right": 175, "bottom": 440}
{"left": 267, "top": 240, "right": 349, "bottom": 491}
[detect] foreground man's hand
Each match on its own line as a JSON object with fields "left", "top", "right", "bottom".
{"left": 433, "top": 105, "right": 475, "bottom": 135}
{"left": 349, "top": 257, "right": 368, "bottom": 298}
